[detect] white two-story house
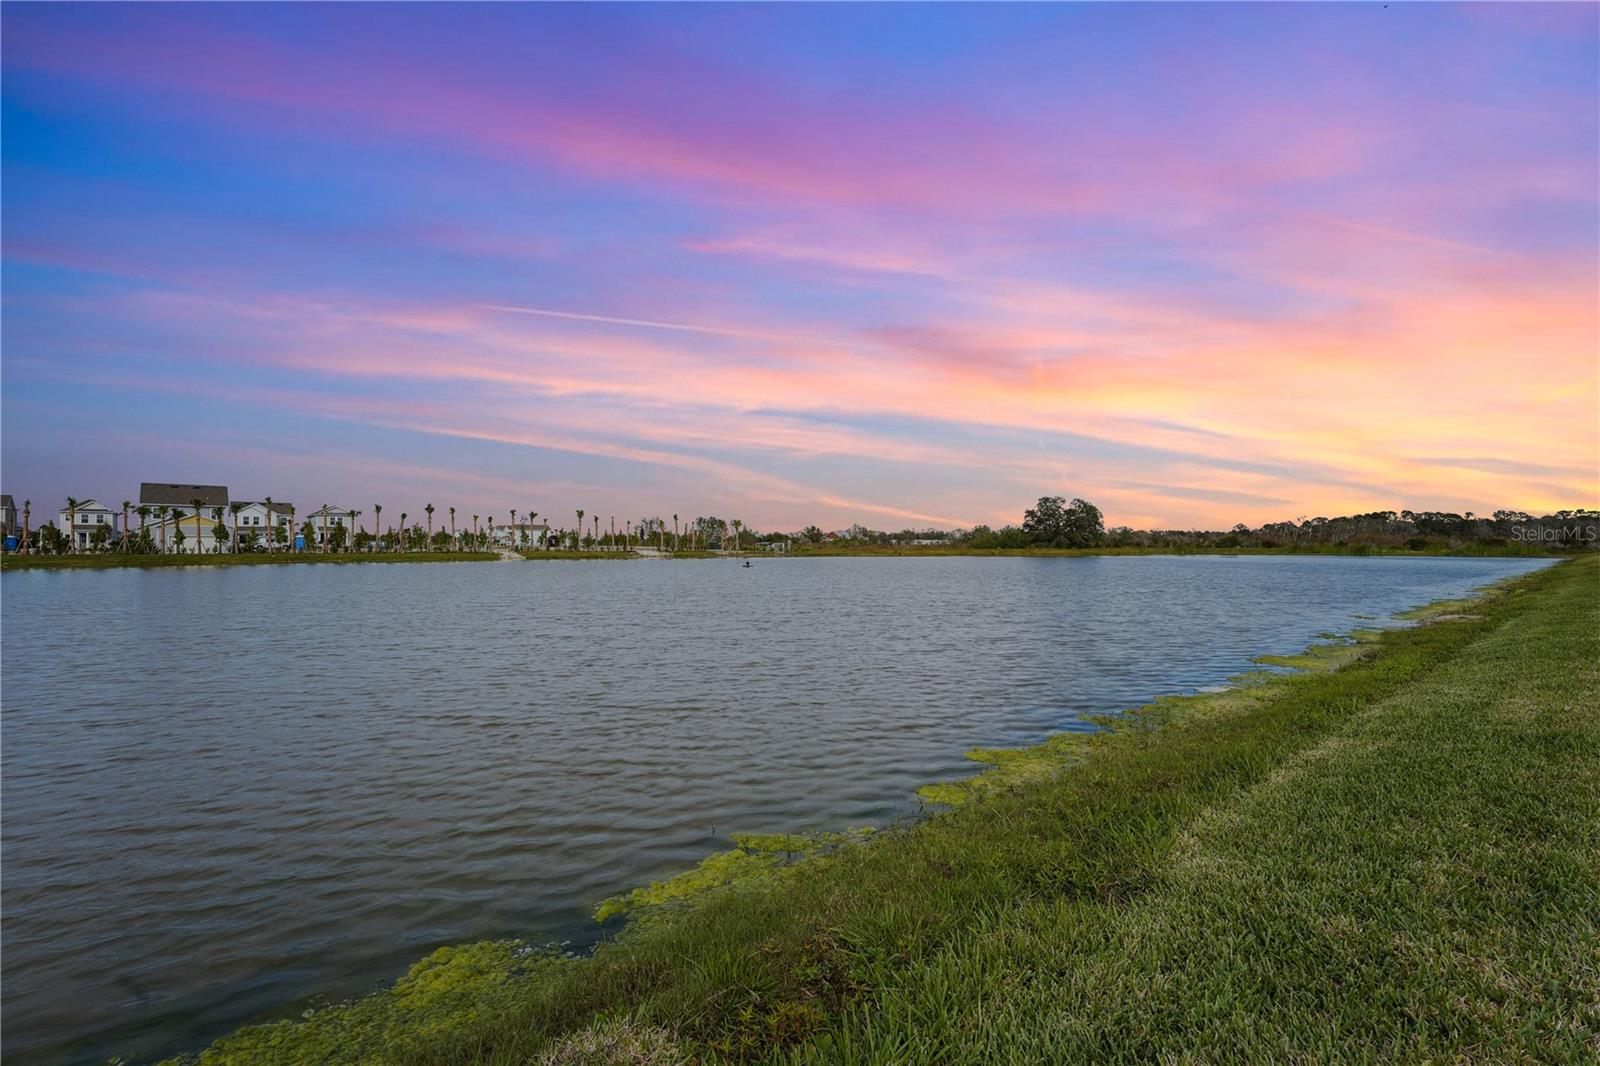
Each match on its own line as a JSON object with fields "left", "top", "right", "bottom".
{"left": 231, "top": 501, "right": 296, "bottom": 550}
{"left": 302, "top": 505, "right": 363, "bottom": 550}
{"left": 57, "top": 499, "right": 119, "bottom": 550}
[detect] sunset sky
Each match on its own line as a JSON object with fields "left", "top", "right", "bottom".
{"left": 3, "top": 3, "right": 1596, "bottom": 532}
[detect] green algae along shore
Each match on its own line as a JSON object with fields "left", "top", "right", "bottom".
{"left": 166, "top": 556, "right": 1597, "bottom": 1064}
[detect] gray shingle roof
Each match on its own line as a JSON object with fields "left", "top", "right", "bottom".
{"left": 140, "top": 483, "right": 229, "bottom": 507}
{"left": 237, "top": 500, "right": 296, "bottom": 517}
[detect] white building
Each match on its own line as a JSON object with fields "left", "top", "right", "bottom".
{"left": 57, "top": 499, "right": 119, "bottom": 550}
{"left": 303, "top": 505, "right": 363, "bottom": 550}
{"left": 491, "top": 522, "right": 550, "bottom": 548}
{"left": 231, "top": 501, "right": 296, "bottom": 550}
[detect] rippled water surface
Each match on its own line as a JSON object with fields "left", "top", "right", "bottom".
{"left": 1, "top": 554, "right": 1554, "bottom": 1062}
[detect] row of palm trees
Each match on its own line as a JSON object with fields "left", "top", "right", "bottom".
{"left": 292, "top": 506, "right": 754, "bottom": 554}
{"left": 19, "top": 497, "right": 220, "bottom": 555}
{"left": 16, "top": 497, "right": 753, "bottom": 556}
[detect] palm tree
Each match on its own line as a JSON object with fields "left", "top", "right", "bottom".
{"left": 529, "top": 511, "right": 539, "bottom": 549}
{"left": 64, "top": 496, "right": 79, "bottom": 553}
{"left": 472, "top": 514, "right": 480, "bottom": 548}
{"left": 136, "top": 505, "right": 150, "bottom": 552}
{"left": 610, "top": 516, "right": 617, "bottom": 551}
{"left": 157, "top": 505, "right": 169, "bottom": 554}
{"left": 320, "top": 506, "right": 330, "bottom": 554}
{"left": 263, "top": 497, "right": 276, "bottom": 552}
{"left": 592, "top": 515, "right": 599, "bottom": 548}
{"left": 673, "top": 514, "right": 680, "bottom": 552}
{"left": 121, "top": 500, "right": 133, "bottom": 552}
{"left": 189, "top": 498, "right": 204, "bottom": 556}
{"left": 373, "top": 504, "right": 383, "bottom": 551}
{"left": 350, "top": 509, "right": 361, "bottom": 553}
{"left": 449, "top": 507, "right": 457, "bottom": 549}
{"left": 425, "top": 503, "right": 435, "bottom": 549}
{"left": 487, "top": 516, "right": 495, "bottom": 549}
{"left": 732, "top": 519, "right": 743, "bottom": 553}
{"left": 509, "top": 509, "right": 518, "bottom": 551}
{"left": 229, "top": 502, "right": 244, "bottom": 554}
{"left": 399, "top": 512, "right": 408, "bottom": 552}
{"left": 20, "top": 500, "right": 30, "bottom": 554}
{"left": 575, "top": 510, "right": 584, "bottom": 551}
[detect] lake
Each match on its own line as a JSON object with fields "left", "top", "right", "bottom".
{"left": 0, "top": 554, "right": 1554, "bottom": 1063}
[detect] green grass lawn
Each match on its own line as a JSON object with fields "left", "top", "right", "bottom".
{"left": 1, "top": 551, "right": 499, "bottom": 571}
{"left": 170, "top": 556, "right": 1597, "bottom": 1064}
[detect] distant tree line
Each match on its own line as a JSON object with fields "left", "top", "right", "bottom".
{"left": 1097, "top": 508, "right": 1599, "bottom": 552}
{"left": 14, "top": 494, "right": 1596, "bottom": 557}
{"left": 785, "top": 500, "right": 1598, "bottom": 553}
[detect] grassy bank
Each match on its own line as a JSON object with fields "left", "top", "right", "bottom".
{"left": 1, "top": 551, "right": 499, "bottom": 571}
{"left": 168, "top": 556, "right": 1596, "bottom": 1064}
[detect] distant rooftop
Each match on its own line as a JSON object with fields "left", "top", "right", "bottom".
{"left": 236, "top": 500, "right": 295, "bottom": 516}
{"left": 140, "top": 483, "right": 229, "bottom": 508}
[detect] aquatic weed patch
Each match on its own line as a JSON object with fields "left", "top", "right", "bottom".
{"left": 1252, "top": 628, "right": 1382, "bottom": 672}
{"left": 177, "top": 941, "right": 579, "bottom": 1065}
{"left": 594, "top": 831, "right": 874, "bottom": 922}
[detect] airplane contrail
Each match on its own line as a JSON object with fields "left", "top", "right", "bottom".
{"left": 480, "top": 303, "right": 880, "bottom": 351}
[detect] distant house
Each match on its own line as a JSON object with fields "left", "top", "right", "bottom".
{"left": 149, "top": 504, "right": 231, "bottom": 554}
{"left": 140, "top": 480, "right": 230, "bottom": 547}
{"left": 1, "top": 494, "right": 16, "bottom": 537}
{"left": 57, "top": 498, "right": 119, "bottom": 550}
{"left": 303, "top": 505, "right": 362, "bottom": 549}
{"left": 232, "top": 501, "right": 296, "bottom": 549}
{"left": 491, "top": 522, "right": 550, "bottom": 548}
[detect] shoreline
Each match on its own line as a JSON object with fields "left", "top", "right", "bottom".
{"left": 775, "top": 542, "right": 1572, "bottom": 559}
{"left": 586, "top": 561, "right": 1537, "bottom": 913}
{"left": 3, "top": 543, "right": 1578, "bottom": 573}
{"left": 0, "top": 551, "right": 500, "bottom": 571}
{"left": 150, "top": 555, "right": 1592, "bottom": 1065}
